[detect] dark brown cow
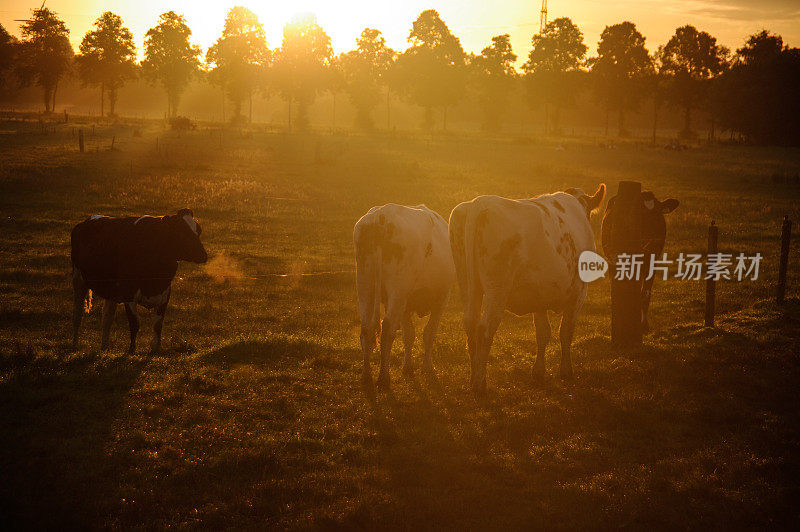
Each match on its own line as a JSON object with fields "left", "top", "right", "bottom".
{"left": 71, "top": 209, "right": 207, "bottom": 353}
{"left": 601, "top": 191, "right": 679, "bottom": 333}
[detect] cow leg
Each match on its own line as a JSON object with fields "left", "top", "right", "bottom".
{"left": 150, "top": 300, "right": 169, "bottom": 354}
{"left": 100, "top": 299, "right": 116, "bottom": 352}
{"left": 377, "top": 299, "right": 404, "bottom": 390}
{"left": 533, "top": 311, "right": 550, "bottom": 378}
{"left": 401, "top": 311, "right": 415, "bottom": 376}
{"left": 463, "top": 288, "right": 483, "bottom": 391}
{"left": 559, "top": 305, "right": 580, "bottom": 380}
{"left": 124, "top": 302, "right": 139, "bottom": 355}
{"left": 473, "top": 298, "right": 505, "bottom": 394}
{"left": 641, "top": 277, "right": 655, "bottom": 334}
{"left": 422, "top": 297, "right": 446, "bottom": 375}
{"left": 71, "top": 269, "right": 87, "bottom": 349}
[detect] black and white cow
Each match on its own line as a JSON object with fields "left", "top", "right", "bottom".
{"left": 450, "top": 185, "right": 605, "bottom": 393}
{"left": 70, "top": 208, "right": 208, "bottom": 354}
{"left": 354, "top": 204, "right": 454, "bottom": 390}
{"left": 601, "top": 190, "right": 679, "bottom": 333}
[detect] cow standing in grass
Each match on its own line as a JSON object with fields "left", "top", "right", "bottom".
{"left": 354, "top": 204, "right": 454, "bottom": 390}
{"left": 71, "top": 209, "right": 208, "bottom": 354}
{"left": 450, "top": 185, "right": 605, "bottom": 393}
{"left": 601, "top": 190, "right": 679, "bottom": 333}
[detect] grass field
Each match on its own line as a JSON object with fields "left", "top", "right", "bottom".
{"left": 1, "top": 119, "right": 799, "bottom": 528}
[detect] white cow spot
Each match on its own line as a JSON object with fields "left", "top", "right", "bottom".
{"left": 644, "top": 200, "right": 655, "bottom": 210}
{"left": 183, "top": 214, "right": 198, "bottom": 235}
{"left": 89, "top": 214, "right": 107, "bottom": 220}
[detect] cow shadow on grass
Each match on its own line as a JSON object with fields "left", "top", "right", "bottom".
{"left": 344, "top": 312, "right": 800, "bottom": 529}
{"left": 0, "top": 350, "right": 148, "bottom": 528}
{"left": 200, "top": 337, "right": 355, "bottom": 372}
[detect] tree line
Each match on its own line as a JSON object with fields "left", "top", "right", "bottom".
{"left": 0, "top": 6, "right": 798, "bottom": 144}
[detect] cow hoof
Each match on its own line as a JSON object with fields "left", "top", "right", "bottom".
{"left": 127, "top": 347, "right": 136, "bottom": 356}
{"left": 533, "top": 360, "right": 545, "bottom": 379}
{"left": 402, "top": 363, "right": 414, "bottom": 377}
{"left": 560, "top": 368, "right": 574, "bottom": 381}
{"left": 422, "top": 363, "right": 435, "bottom": 376}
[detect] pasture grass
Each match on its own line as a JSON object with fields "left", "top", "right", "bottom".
{"left": 0, "top": 119, "right": 799, "bottom": 528}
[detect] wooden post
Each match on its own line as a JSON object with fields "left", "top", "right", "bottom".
{"left": 610, "top": 180, "right": 643, "bottom": 347}
{"left": 78, "top": 128, "right": 84, "bottom": 153}
{"left": 777, "top": 216, "right": 792, "bottom": 304}
{"left": 705, "top": 221, "right": 718, "bottom": 327}
{"left": 110, "top": 136, "right": 115, "bottom": 150}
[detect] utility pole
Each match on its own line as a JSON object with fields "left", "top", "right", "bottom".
{"left": 540, "top": 0, "right": 548, "bottom": 33}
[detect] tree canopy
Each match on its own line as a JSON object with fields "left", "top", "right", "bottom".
{"left": 339, "top": 28, "right": 395, "bottom": 130}
{"left": 394, "top": 9, "right": 466, "bottom": 130}
{"left": 76, "top": 12, "right": 137, "bottom": 117}
{"left": 272, "top": 14, "right": 333, "bottom": 130}
{"left": 470, "top": 34, "right": 517, "bottom": 132}
{"left": 16, "top": 8, "right": 73, "bottom": 112}
{"left": 591, "top": 21, "right": 653, "bottom": 135}
{"left": 142, "top": 11, "right": 202, "bottom": 117}
{"left": 206, "top": 6, "right": 269, "bottom": 122}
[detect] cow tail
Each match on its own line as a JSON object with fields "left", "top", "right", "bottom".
{"left": 83, "top": 290, "right": 93, "bottom": 314}
{"left": 463, "top": 205, "right": 480, "bottom": 314}
{"left": 370, "top": 229, "right": 383, "bottom": 343}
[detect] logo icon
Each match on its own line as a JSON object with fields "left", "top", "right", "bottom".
{"left": 578, "top": 250, "right": 608, "bottom": 282}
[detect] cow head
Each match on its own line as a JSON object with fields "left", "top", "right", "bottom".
{"left": 166, "top": 208, "right": 208, "bottom": 264}
{"left": 601, "top": 190, "right": 679, "bottom": 333}
{"left": 565, "top": 183, "right": 606, "bottom": 218}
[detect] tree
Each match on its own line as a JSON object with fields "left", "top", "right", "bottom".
{"left": 470, "top": 34, "right": 517, "bottom": 132}
{"left": 715, "top": 31, "right": 800, "bottom": 145}
{"left": 394, "top": 9, "right": 466, "bottom": 130}
{"left": 590, "top": 21, "right": 652, "bottom": 136}
{"left": 206, "top": 6, "right": 269, "bottom": 123}
{"left": 0, "top": 24, "right": 18, "bottom": 83}
{"left": 660, "top": 25, "right": 726, "bottom": 138}
{"left": 76, "top": 12, "right": 137, "bottom": 117}
{"left": 142, "top": 11, "right": 201, "bottom": 117}
{"left": 339, "top": 28, "right": 395, "bottom": 130}
{"left": 272, "top": 14, "right": 333, "bottom": 130}
{"left": 15, "top": 8, "right": 73, "bottom": 112}
{"left": 523, "top": 17, "right": 587, "bottom": 135}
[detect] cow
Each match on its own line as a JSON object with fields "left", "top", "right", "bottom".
{"left": 450, "top": 185, "right": 606, "bottom": 393}
{"left": 70, "top": 208, "right": 208, "bottom": 354}
{"left": 600, "top": 190, "right": 679, "bottom": 333}
{"left": 354, "top": 204, "right": 455, "bottom": 390}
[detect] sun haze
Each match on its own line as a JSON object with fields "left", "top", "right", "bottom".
{"left": 1, "top": 0, "right": 798, "bottom": 59}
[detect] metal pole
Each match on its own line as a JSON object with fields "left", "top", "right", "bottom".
{"left": 777, "top": 216, "right": 792, "bottom": 304}
{"left": 705, "top": 221, "right": 718, "bottom": 327}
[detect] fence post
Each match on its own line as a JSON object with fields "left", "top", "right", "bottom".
{"left": 610, "top": 180, "right": 643, "bottom": 347}
{"left": 705, "top": 220, "right": 718, "bottom": 327}
{"left": 777, "top": 215, "right": 792, "bottom": 304}
{"left": 78, "top": 128, "right": 84, "bottom": 153}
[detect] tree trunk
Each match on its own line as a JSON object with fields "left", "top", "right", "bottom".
{"left": 52, "top": 81, "right": 57, "bottom": 112}
{"left": 101, "top": 82, "right": 105, "bottom": 118}
{"left": 43, "top": 87, "right": 51, "bottom": 113}
{"left": 683, "top": 104, "right": 692, "bottom": 136}
{"left": 652, "top": 98, "right": 659, "bottom": 145}
{"left": 544, "top": 102, "right": 549, "bottom": 136}
{"left": 109, "top": 88, "right": 117, "bottom": 116}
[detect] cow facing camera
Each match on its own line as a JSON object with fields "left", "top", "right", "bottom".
{"left": 578, "top": 250, "right": 608, "bottom": 282}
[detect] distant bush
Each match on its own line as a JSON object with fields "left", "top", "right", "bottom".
{"left": 169, "top": 116, "right": 195, "bottom": 131}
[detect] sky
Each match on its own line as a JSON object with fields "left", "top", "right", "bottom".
{"left": 2, "top": 0, "right": 799, "bottom": 63}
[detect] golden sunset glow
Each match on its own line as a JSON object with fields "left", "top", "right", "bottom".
{"left": 2, "top": 0, "right": 799, "bottom": 60}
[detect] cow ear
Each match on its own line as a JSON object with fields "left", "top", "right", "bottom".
{"left": 660, "top": 199, "right": 679, "bottom": 214}
{"left": 586, "top": 183, "right": 606, "bottom": 212}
